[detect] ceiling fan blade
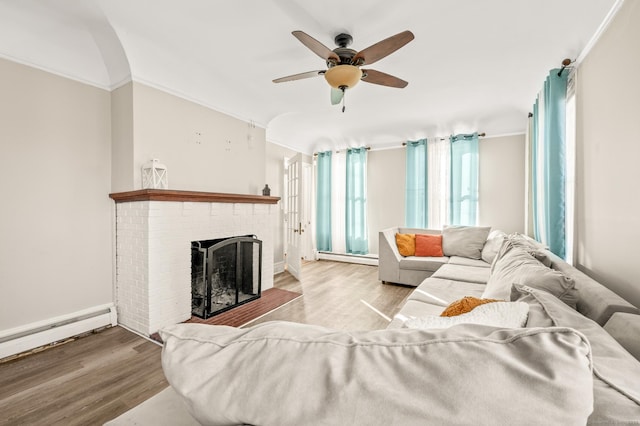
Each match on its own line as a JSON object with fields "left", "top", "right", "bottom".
{"left": 292, "top": 31, "right": 340, "bottom": 63}
{"left": 272, "top": 70, "right": 325, "bottom": 83}
{"left": 331, "top": 87, "right": 344, "bottom": 105}
{"left": 361, "top": 69, "right": 408, "bottom": 88}
{"left": 352, "top": 30, "right": 414, "bottom": 66}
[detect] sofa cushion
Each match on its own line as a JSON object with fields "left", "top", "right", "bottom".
{"left": 391, "top": 299, "right": 446, "bottom": 328}
{"left": 160, "top": 322, "right": 593, "bottom": 426}
{"left": 442, "top": 225, "right": 491, "bottom": 259}
{"left": 415, "top": 233, "right": 443, "bottom": 257}
{"left": 503, "top": 233, "right": 553, "bottom": 267}
{"left": 507, "top": 232, "right": 548, "bottom": 251}
{"left": 483, "top": 242, "right": 578, "bottom": 308}
{"left": 604, "top": 313, "right": 640, "bottom": 361}
{"left": 409, "top": 277, "right": 486, "bottom": 306}
{"left": 398, "top": 256, "right": 448, "bottom": 272}
{"left": 431, "top": 263, "right": 490, "bottom": 284}
{"left": 546, "top": 251, "right": 640, "bottom": 326}
{"left": 448, "top": 256, "right": 490, "bottom": 268}
{"left": 513, "top": 285, "right": 640, "bottom": 423}
{"left": 405, "top": 301, "right": 529, "bottom": 329}
{"left": 481, "top": 230, "right": 507, "bottom": 264}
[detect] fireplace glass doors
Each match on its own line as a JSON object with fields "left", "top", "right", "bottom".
{"left": 191, "top": 235, "right": 262, "bottom": 319}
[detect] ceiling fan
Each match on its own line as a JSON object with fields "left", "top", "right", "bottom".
{"left": 273, "top": 30, "right": 414, "bottom": 111}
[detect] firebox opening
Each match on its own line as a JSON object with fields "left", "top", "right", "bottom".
{"left": 191, "top": 235, "right": 262, "bottom": 319}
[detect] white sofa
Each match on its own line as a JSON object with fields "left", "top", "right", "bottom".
{"left": 385, "top": 227, "right": 640, "bottom": 424}
{"left": 107, "top": 228, "right": 640, "bottom": 425}
{"left": 381, "top": 226, "right": 640, "bottom": 327}
{"left": 378, "top": 226, "right": 501, "bottom": 286}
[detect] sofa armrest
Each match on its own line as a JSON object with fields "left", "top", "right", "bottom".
{"left": 378, "top": 228, "right": 402, "bottom": 283}
{"left": 378, "top": 227, "right": 445, "bottom": 284}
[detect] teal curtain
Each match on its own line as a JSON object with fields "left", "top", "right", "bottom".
{"left": 316, "top": 151, "right": 332, "bottom": 252}
{"left": 345, "top": 147, "right": 368, "bottom": 254}
{"left": 531, "top": 69, "right": 568, "bottom": 258}
{"left": 450, "top": 133, "right": 479, "bottom": 226}
{"left": 405, "top": 139, "right": 428, "bottom": 228}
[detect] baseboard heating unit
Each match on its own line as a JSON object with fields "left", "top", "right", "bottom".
{"left": 317, "top": 252, "right": 379, "bottom": 266}
{"left": 0, "top": 303, "right": 117, "bottom": 360}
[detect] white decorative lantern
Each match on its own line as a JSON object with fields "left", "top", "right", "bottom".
{"left": 142, "top": 159, "right": 168, "bottom": 189}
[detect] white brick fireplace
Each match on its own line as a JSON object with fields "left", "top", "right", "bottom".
{"left": 110, "top": 189, "right": 279, "bottom": 336}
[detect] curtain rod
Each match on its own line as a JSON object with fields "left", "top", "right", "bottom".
{"left": 557, "top": 58, "right": 574, "bottom": 77}
{"left": 401, "top": 132, "right": 486, "bottom": 146}
{"left": 313, "top": 146, "right": 370, "bottom": 156}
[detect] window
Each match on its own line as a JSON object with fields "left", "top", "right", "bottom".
{"left": 405, "top": 134, "right": 479, "bottom": 229}
{"left": 565, "top": 70, "right": 577, "bottom": 264}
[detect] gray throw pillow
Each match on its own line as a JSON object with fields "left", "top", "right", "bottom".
{"left": 481, "top": 230, "right": 506, "bottom": 264}
{"left": 507, "top": 232, "right": 548, "bottom": 251}
{"left": 442, "top": 225, "right": 491, "bottom": 259}
{"left": 483, "top": 243, "right": 578, "bottom": 308}
{"left": 506, "top": 233, "right": 552, "bottom": 266}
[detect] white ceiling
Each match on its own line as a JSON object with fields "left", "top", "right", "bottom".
{"left": 0, "top": 0, "right": 618, "bottom": 155}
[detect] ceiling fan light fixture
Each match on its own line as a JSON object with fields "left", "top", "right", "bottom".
{"left": 324, "top": 65, "right": 362, "bottom": 89}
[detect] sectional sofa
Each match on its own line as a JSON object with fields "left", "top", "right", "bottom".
{"left": 381, "top": 226, "right": 640, "bottom": 424}
{"left": 107, "top": 226, "right": 640, "bottom": 425}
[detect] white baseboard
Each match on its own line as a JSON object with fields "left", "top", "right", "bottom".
{"left": 273, "top": 261, "right": 285, "bottom": 274}
{"left": 317, "top": 252, "right": 379, "bottom": 266}
{"left": 0, "top": 303, "right": 117, "bottom": 360}
{"left": 118, "top": 323, "right": 163, "bottom": 347}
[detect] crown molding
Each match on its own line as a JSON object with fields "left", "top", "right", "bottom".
{"left": 0, "top": 51, "right": 112, "bottom": 90}
{"left": 576, "top": 0, "right": 625, "bottom": 64}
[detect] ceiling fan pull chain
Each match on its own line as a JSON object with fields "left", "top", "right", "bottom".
{"left": 342, "top": 89, "right": 346, "bottom": 113}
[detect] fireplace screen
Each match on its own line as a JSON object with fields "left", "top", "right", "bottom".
{"left": 191, "top": 235, "right": 262, "bottom": 319}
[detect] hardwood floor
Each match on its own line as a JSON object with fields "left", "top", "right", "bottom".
{"left": 0, "top": 327, "right": 167, "bottom": 426}
{"left": 0, "top": 260, "right": 413, "bottom": 425}
{"left": 249, "top": 260, "right": 413, "bottom": 330}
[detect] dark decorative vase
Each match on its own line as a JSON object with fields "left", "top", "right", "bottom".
{"left": 262, "top": 184, "right": 271, "bottom": 196}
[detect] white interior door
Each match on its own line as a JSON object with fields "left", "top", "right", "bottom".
{"left": 285, "top": 154, "right": 303, "bottom": 280}
{"left": 301, "top": 161, "right": 314, "bottom": 260}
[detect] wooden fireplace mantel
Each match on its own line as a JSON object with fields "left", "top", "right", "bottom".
{"left": 109, "top": 189, "right": 280, "bottom": 204}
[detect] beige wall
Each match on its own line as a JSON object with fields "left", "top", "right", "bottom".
{"left": 0, "top": 58, "right": 113, "bottom": 331}
{"left": 479, "top": 134, "right": 525, "bottom": 233}
{"left": 111, "top": 82, "right": 134, "bottom": 192}
{"left": 131, "top": 83, "right": 266, "bottom": 195}
{"left": 367, "top": 148, "right": 406, "bottom": 254}
{"left": 574, "top": 0, "right": 640, "bottom": 308}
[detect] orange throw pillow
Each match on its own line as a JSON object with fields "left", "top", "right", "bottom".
{"left": 395, "top": 233, "right": 416, "bottom": 256}
{"left": 415, "top": 234, "right": 443, "bottom": 257}
{"left": 440, "top": 296, "right": 501, "bottom": 317}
